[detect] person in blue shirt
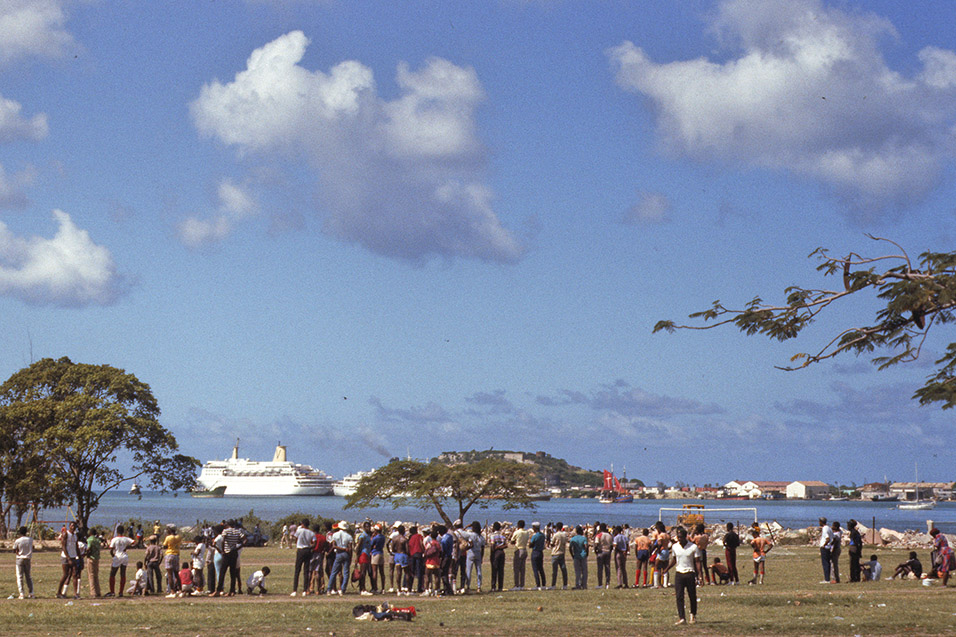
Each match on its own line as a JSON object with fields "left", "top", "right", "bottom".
{"left": 529, "top": 522, "right": 547, "bottom": 589}
{"left": 439, "top": 525, "right": 456, "bottom": 596}
{"left": 568, "top": 526, "right": 589, "bottom": 590}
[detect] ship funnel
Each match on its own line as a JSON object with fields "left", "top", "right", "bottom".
{"left": 231, "top": 438, "right": 239, "bottom": 460}
{"left": 273, "top": 445, "right": 287, "bottom": 462}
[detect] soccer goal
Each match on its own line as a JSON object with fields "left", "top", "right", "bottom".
{"left": 658, "top": 505, "right": 758, "bottom": 527}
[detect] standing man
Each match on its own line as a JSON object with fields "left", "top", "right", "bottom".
{"left": 847, "top": 519, "right": 863, "bottom": 583}
{"left": 818, "top": 517, "right": 833, "bottom": 584}
{"left": 326, "top": 520, "right": 354, "bottom": 596}
{"left": 510, "top": 520, "right": 529, "bottom": 590}
{"left": 108, "top": 525, "right": 134, "bottom": 597}
{"left": 86, "top": 528, "right": 102, "bottom": 598}
{"left": 406, "top": 525, "right": 425, "bottom": 593}
{"left": 550, "top": 522, "right": 569, "bottom": 589}
{"left": 529, "top": 522, "right": 546, "bottom": 589}
{"left": 488, "top": 522, "right": 508, "bottom": 593}
{"left": 633, "top": 528, "right": 653, "bottom": 588}
{"left": 290, "top": 518, "right": 315, "bottom": 596}
{"left": 749, "top": 528, "right": 773, "bottom": 585}
{"left": 57, "top": 522, "right": 78, "bottom": 598}
{"left": 14, "top": 526, "right": 35, "bottom": 599}
{"left": 613, "top": 525, "right": 629, "bottom": 589}
{"left": 723, "top": 522, "right": 740, "bottom": 585}
{"left": 569, "top": 525, "right": 589, "bottom": 590}
{"left": 593, "top": 523, "right": 613, "bottom": 589}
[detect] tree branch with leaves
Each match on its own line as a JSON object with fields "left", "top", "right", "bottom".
{"left": 654, "top": 235, "right": 956, "bottom": 408}
{"left": 344, "top": 457, "right": 543, "bottom": 527}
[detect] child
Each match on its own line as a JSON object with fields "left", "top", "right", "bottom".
{"left": 862, "top": 555, "right": 882, "bottom": 581}
{"left": 246, "top": 566, "right": 270, "bottom": 595}
{"left": 178, "top": 563, "right": 194, "bottom": 596}
{"left": 126, "top": 561, "right": 147, "bottom": 596}
{"left": 191, "top": 536, "right": 206, "bottom": 593}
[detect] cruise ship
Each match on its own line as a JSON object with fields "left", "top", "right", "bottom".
{"left": 332, "top": 470, "right": 376, "bottom": 497}
{"left": 197, "top": 441, "right": 335, "bottom": 496}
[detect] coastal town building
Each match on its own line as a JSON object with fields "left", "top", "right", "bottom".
{"left": 723, "top": 480, "right": 790, "bottom": 499}
{"left": 890, "top": 481, "right": 955, "bottom": 501}
{"left": 785, "top": 481, "right": 830, "bottom": 499}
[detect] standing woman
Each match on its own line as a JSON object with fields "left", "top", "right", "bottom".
{"left": 847, "top": 520, "right": 863, "bottom": 582}
{"left": 672, "top": 527, "right": 698, "bottom": 626}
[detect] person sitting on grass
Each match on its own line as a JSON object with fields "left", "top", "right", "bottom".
{"left": 891, "top": 552, "right": 923, "bottom": 580}
{"left": 710, "top": 557, "right": 731, "bottom": 584}
{"left": 126, "top": 561, "right": 147, "bottom": 596}
{"left": 862, "top": 555, "right": 882, "bottom": 581}
{"left": 247, "top": 566, "right": 270, "bottom": 595}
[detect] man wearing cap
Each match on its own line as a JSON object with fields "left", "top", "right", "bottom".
{"left": 326, "top": 521, "right": 353, "bottom": 595}
{"left": 529, "top": 522, "right": 546, "bottom": 589}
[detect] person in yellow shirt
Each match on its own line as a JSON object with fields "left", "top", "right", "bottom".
{"left": 163, "top": 526, "right": 182, "bottom": 596}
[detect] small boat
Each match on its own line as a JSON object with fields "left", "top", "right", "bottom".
{"left": 898, "top": 500, "right": 935, "bottom": 510}
{"left": 598, "top": 468, "right": 633, "bottom": 503}
{"left": 129, "top": 483, "right": 141, "bottom": 495}
{"left": 871, "top": 494, "right": 899, "bottom": 502}
{"left": 190, "top": 485, "right": 226, "bottom": 498}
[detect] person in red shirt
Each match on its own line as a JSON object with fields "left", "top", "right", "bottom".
{"left": 309, "top": 524, "right": 328, "bottom": 595}
{"left": 406, "top": 526, "right": 425, "bottom": 593}
{"left": 178, "top": 565, "right": 194, "bottom": 596}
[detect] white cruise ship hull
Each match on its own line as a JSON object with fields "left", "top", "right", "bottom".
{"left": 197, "top": 443, "right": 335, "bottom": 497}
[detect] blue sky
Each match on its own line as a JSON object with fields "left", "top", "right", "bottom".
{"left": 2, "top": 0, "right": 956, "bottom": 486}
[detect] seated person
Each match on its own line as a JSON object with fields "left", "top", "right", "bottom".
{"left": 178, "top": 564, "right": 194, "bottom": 596}
{"left": 861, "top": 555, "right": 882, "bottom": 581}
{"left": 892, "top": 552, "right": 922, "bottom": 580}
{"left": 247, "top": 566, "right": 271, "bottom": 595}
{"left": 126, "top": 561, "right": 148, "bottom": 596}
{"left": 710, "top": 557, "right": 731, "bottom": 584}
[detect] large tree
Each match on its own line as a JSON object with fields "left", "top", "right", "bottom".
{"left": 0, "top": 357, "right": 199, "bottom": 530}
{"left": 654, "top": 236, "right": 956, "bottom": 408}
{"left": 344, "top": 457, "right": 543, "bottom": 527}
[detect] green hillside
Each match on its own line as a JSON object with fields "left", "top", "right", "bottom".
{"left": 433, "top": 449, "right": 642, "bottom": 489}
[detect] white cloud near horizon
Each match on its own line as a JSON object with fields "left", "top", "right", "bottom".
{"left": 178, "top": 178, "right": 260, "bottom": 247}
{"left": 0, "top": 0, "right": 74, "bottom": 65}
{"left": 0, "top": 209, "right": 125, "bottom": 306}
{"left": 191, "top": 31, "right": 523, "bottom": 263}
{"left": 609, "top": 0, "right": 956, "bottom": 218}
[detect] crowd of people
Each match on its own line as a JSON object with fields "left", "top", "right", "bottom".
{"left": 9, "top": 514, "right": 953, "bottom": 625}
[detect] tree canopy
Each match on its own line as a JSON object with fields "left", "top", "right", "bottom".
{"left": 0, "top": 357, "right": 199, "bottom": 531}
{"left": 654, "top": 236, "right": 956, "bottom": 408}
{"left": 343, "top": 457, "right": 544, "bottom": 527}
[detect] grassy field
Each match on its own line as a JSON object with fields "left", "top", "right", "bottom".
{"left": 1, "top": 545, "right": 953, "bottom": 636}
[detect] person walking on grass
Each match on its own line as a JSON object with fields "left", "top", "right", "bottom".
{"left": 672, "top": 527, "right": 698, "bottom": 625}
{"left": 57, "top": 522, "right": 77, "bottom": 598}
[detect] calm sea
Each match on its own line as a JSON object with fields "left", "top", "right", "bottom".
{"left": 39, "top": 493, "right": 955, "bottom": 535}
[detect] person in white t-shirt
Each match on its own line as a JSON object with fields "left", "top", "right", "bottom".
{"left": 247, "top": 566, "right": 271, "bottom": 594}
{"left": 108, "top": 525, "right": 134, "bottom": 597}
{"left": 672, "top": 527, "right": 698, "bottom": 626}
{"left": 126, "top": 561, "right": 148, "bottom": 595}
{"left": 13, "top": 526, "right": 35, "bottom": 599}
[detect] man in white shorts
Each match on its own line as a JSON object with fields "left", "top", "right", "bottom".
{"left": 108, "top": 525, "right": 134, "bottom": 597}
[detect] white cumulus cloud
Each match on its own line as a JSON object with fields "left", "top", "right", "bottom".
{"left": 191, "top": 31, "right": 523, "bottom": 263}
{"left": 178, "top": 178, "right": 259, "bottom": 247}
{"left": 0, "top": 209, "right": 124, "bottom": 306}
{"left": 0, "top": 93, "right": 48, "bottom": 142}
{"left": 0, "top": 0, "right": 73, "bottom": 65}
{"left": 609, "top": 0, "right": 956, "bottom": 217}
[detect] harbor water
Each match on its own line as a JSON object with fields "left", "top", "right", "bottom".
{"left": 39, "top": 492, "right": 955, "bottom": 535}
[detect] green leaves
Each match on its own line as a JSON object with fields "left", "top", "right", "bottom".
{"left": 655, "top": 236, "right": 956, "bottom": 409}
{"left": 0, "top": 358, "right": 198, "bottom": 530}
{"left": 344, "top": 457, "right": 543, "bottom": 527}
